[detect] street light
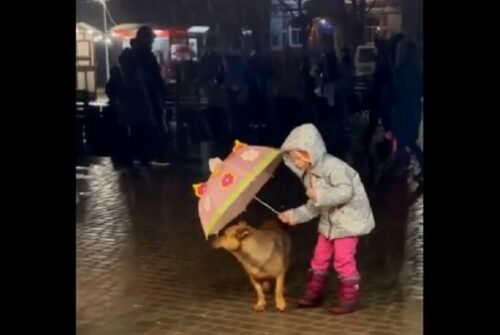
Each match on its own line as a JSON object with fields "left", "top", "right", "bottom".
{"left": 95, "top": 0, "right": 110, "bottom": 80}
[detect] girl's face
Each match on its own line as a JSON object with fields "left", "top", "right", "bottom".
{"left": 287, "top": 150, "right": 311, "bottom": 171}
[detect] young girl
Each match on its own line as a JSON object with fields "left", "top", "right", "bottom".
{"left": 278, "top": 123, "right": 375, "bottom": 315}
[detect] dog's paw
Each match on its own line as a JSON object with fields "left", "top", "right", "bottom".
{"left": 254, "top": 301, "right": 266, "bottom": 312}
{"left": 275, "top": 298, "right": 287, "bottom": 312}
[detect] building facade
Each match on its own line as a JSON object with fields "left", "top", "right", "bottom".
{"left": 270, "top": 0, "right": 303, "bottom": 51}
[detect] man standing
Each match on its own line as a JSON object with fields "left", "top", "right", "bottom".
{"left": 106, "top": 26, "right": 169, "bottom": 169}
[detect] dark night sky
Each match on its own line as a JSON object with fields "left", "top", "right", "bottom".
{"left": 76, "top": 0, "right": 171, "bottom": 30}
{"left": 76, "top": 0, "right": 216, "bottom": 30}
{"left": 76, "top": 0, "right": 270, "bottom": 47}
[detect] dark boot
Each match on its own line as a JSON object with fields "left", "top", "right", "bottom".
{"left": 329, "top": 278, "right": 360, "bottom": 315}
{"left": 297, "top": 271, "right": 328, "bottom": 308}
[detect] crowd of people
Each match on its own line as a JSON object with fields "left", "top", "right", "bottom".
{"left": 105, "top": 26, "right": 422, "bottom": 186}
{"left": 366, "top": 34, "right": 423, "bottom": 182}
{"left": 106, "top": 26, "right": 170, "bottom": 168}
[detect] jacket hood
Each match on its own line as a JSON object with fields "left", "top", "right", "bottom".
{"left": 281, "top": 123, "right": 327, "bottom": 176}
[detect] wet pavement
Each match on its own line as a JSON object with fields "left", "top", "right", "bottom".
{"left": 77, "top": 149, "right": 422, "bottom": 334}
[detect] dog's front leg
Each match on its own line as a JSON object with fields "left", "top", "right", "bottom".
{"left": 275, "top": 273, "right": 287, "bottom": 311}
{"left": 249, "top": 277, "right": 266, "bottom": 311}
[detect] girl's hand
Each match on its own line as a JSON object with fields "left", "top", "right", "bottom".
{"left": 278, "top": 211, "right": 298, "bottom": 226}
{"left": 306, "top": 178, "right": 317, "bottom": 201}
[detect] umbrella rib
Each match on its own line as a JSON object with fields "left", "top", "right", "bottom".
{"left": 253, "top": 196, "right": 280, "bottom": 215}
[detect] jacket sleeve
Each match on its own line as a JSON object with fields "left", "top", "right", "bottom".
{"left": 290, "top": 200, "right": 320, "bottom": 224}
{"left": 313, "top": 168, "right": 354, "bottom": 208}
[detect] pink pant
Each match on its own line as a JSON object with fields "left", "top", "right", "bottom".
{"left": 310, "top": 234, "right": 360, "bottom": 280}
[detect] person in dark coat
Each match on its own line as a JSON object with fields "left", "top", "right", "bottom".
{"left": 244, "top": 44, "right": 271, "bottom": 129}
{"left": 223, "top": 45, "right": 246, "bottom": 137}
{"left": 337, "top": 48, "right": 355, "bottom": 121}
{"left": 335, "top": 48, "right": 355, "bottom": 157}
{"left": 388, "top": 33, "right": 405, "bottom": 69}
{"left": 314, "top": 49, "right": 344, "bottom": 158}
{"left": 337, "top": 48, "right": 355, "bottom": 98}
{"left": 298, "top": 56, "right": 317, "bottom": 124}
{"left": 106, "top": 26, "right": 169, "bottom": 168}
{"left": 198, "top": 49, "right": 227, "bottom": 140}
{"left": 371, "top": 38, "right": 393, "bottom": 131}
{"left": 318, "top": 50, "right": 338, "bottom": 109}
{"left": 199, "top": 49, "right": 224, "bottom": 88}
{"left": 364, "top": 38, "right": 393, "bottom": 150}
{"left": 362, "top": 38, "right": 395, "bottom": 184}
{"left": 390, "top": 39, "right": 423, "bottom": 170}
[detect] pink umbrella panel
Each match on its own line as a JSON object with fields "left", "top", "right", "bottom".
{"left": 193, "top": 142, "right": 282, "bottom": 238}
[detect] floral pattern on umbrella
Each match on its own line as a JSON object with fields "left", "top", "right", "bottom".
{"left": 221, "top": 172, "right": 235, "bottom": 188}
{"left": 240, "top": 148, "right": 260, "bottom": 162}
{"left": 193, "top": 183, "right": 208, "bottom": 198}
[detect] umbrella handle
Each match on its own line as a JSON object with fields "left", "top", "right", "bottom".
{"left": 253, "top": 196, "right": 280, "bottom": 215}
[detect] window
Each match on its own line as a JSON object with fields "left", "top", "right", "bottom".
{"left": 289, "top": 27, "right": 302, "bottom": 47}
{"left": 271, "top": 34, "right": 281, "bottom": 50}
{"left": 271, "top": 34, "right": 280, "bottom": 47}
{"left": 77, "top": 41, "right": 90, "bottom": 58}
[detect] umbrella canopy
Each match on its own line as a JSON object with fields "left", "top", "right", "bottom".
{"left": 193, "top": 141, "right": 281, "bottom": 238}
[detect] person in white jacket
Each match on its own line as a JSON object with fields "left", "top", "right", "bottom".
{"left": 278, "top": 124, "right": 375, "bottom": 314}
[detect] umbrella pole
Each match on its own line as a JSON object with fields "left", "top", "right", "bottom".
{"left": 253, "top": 196, "right": 280, "bottom": 215}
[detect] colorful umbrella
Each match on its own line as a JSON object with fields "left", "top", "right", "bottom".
{"left": 193, "top": 140, "right": 281, "bottom": 238}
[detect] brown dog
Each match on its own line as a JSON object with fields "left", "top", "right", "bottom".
{"left": 212, "top": 219, "right": 291, "bottom": 311}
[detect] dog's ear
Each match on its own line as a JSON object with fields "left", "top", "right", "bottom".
{"left": 235, "top": 226, "right": 251, "bottom": 240}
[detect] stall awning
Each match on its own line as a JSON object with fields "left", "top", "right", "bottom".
{"left": 187, "top": 26, "right": 210, "bottom": 34}
{"left": 110, "top": 23, "right": 187, "bottom": 39}
{"left": 76, "top": 22, "right": 103, "bottom": 35}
